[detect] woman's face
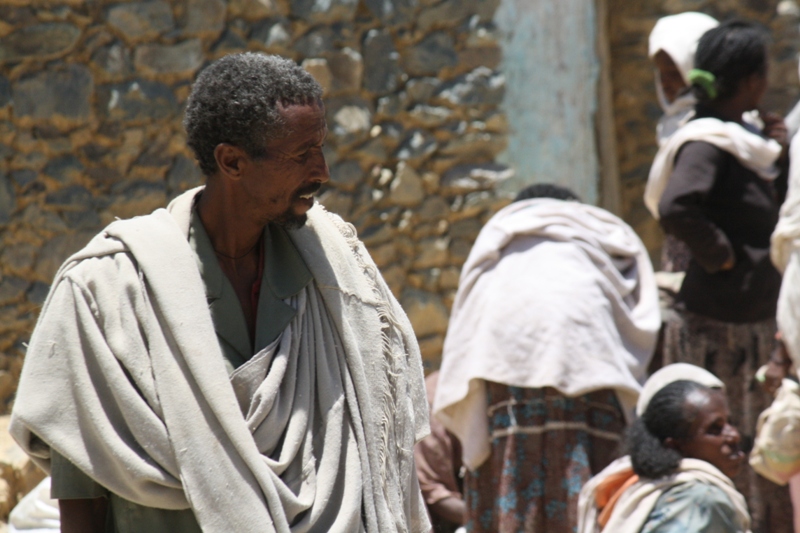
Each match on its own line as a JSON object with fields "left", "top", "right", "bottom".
{"left": 674, "top": 389, "right": 744, "bottom": 478}
{"left": 653, "top": 50, "right": 687, "bottom": 104}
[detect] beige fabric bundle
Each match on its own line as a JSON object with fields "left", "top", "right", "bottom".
{"left": 577, "top": 456, "right": 751, "bottom": 533}
{"left": 10, "top": 188, "right": 429, "bottom": 533}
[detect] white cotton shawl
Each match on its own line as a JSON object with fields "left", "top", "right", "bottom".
{"left": 10, "top": 187, "right": 430, "bottom": 533}
{"left": 774, "top": 136, "right": 800, "bottom": 368}
{"left": 432, "top": 199, "right": 660, "bottom": 470}
{"left": 645, "top": 117, "right": 782, "bottom": 219}
{"left": 577, "top": 456, "right": 751, "bottom": 533}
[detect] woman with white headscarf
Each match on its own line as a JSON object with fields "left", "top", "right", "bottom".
{"left": 649, "top": 12, "right": 719, "bottom": 147}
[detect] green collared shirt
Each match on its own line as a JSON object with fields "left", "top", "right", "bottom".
{"left": 51, "top": 209, "right": 312, "bottom": 532}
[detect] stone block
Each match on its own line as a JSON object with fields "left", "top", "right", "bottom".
{"left": 213, "top": 29, "right": 247, "bottom": 53}
{"left": 13, "top": 65, "right": 93, "bottom": 122}
{"left": 9, "top": 170, "right": 35, "bottom": 188}
{"left": 402, "top": 32, "right": 457, "bottom": 77}
{"left": 327, "top": 48, "right": 362, "bottom": 93}
{"left": 294, "top": 27, "right": 335, "bottom": 58}
{"left": 401, "top": 288, "right": 450, "bottom": 337}
{"left": 290, "top": 0, "right": 357, "bottom": 23}
{"left": 0, "top": 415, "right": 46, "bottom": 517}
{"left": 43, "top": 155, "right": 84, "bottom": 183}
{"left": 97, "top": 80, "right": 178, "bottom": 122}
{"left": 167, "top": 155, "right": 204, "bottom": 196}
{"left": 364, "top": 0, "right": 417, "bottom": 25}
{"left": 20, "top": 204, "right": 67, "bottom": 234}
{"left": 362, "top": 29, "right": 403, "bottom": 95}
{"left": 390, "top": 162, "right": 425, "bottom": 206}
{"left": 0, "top": 278, "right": 27, "bottom": 306}
{"left": 418, "top": 0, "right": 499, "bottom": 32}
{"left": 439, "top": 266, "right": 460, "bottom": 290}
{"left": 395, "top": 130, "right": 437, "bottom": 164}
{"left": 330, "top": 160, "right": 363, "bottom": 192}
{"left": 251, "top": 19, "right": 292, "bottom": 49}
{"left": 0, "top": 175, "right": 14, "bottom": 225}
{"left": 228, "top": 0, "right": 281, "bottom": 20}
{"left": 34, "top": 232, "right": 96, "bottom": 282}
{"left": 26, "top": 282, "right": 50, "bottom": 305}
{"left": 405, "top": 77, "right": 441, "bottom": 103}
{"left": 0, "top": 244, "right": 35, "bottom": 272}
{"left": 440, "top": 132, "right": 505, "bottom": 159}
{"left": 45, "top": 185, "right": 92, "bottom": 209}
{"left": 106, "top": 1, "right": 175, "bottom": 42}
{"left": 0, "top": 23, "right": 80, "bottom": 63}
{"left": 302, "top": 58, "right": 332, "bottom": 94}
{"left": 408, "top": 105, "right": 453, "bottom": 127}
{"left": 318, "top": 189, "right": 352, "bottom": 217}
{"left": 440, "top": 163, "right": 513, "bottom": 195}
{"left": 326, "top": 97, "right": 372, "bottom": 145}
{"left": 62, "top": 210, "right": 102, "bottom": 231}
{"left": 0, "top": 76, "right": 10, "bottom": 108}
{"left": 368, "top": 241, "right": 396, "bottom": 267}
{"left": 134, "top": 39, "right": 203, "bottom": 75}
{"left": 416, "top": 196, "right": 448, "bottom": 221}
{"left": 91, "top": 41, "right": 134, "bottom": 77}
{"left": 434, "top": 67, "right": 505, "bottom": 106}
{"left": 417, "top": 334, "right": 444, "bottom": 361}
{"left": 182, "top": 0, "right": 226, "bottom": 36}
{"left": 413, "top": 237, "right": 449, "bottom": 269}
{"left": 106, "top": 181, "right": 167, "bottom": 219}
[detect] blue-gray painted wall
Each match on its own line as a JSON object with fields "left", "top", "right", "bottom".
{"left": 495, "top": 0, "right": 601, "bottom": 204}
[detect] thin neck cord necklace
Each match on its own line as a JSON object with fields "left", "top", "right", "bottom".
{"left": 213, "top": 239, "right": 260, "bottom": 260}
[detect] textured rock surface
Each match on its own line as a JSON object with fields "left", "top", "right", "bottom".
{"left": 0, "top": 0, "right": 510, "bottom": 399}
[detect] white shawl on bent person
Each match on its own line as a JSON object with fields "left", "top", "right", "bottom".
{"left": 10, "top": 188, "right": 430, "bottom": 533}
{"left": 577, "top": 456, "right": 751, "bottom": 533}
{"left": 432, "top": 199, "right": 660, "bottom": 470}
{"left": 645, "top": 117, "right": 782, "bottom": 219}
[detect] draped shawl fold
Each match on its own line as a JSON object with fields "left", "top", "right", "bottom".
{"left": 10, "top": 187, "right": 429, "bottom": 533}
{"left": 432, "top": 199, "right": 660, "bottom": 470}
{"left": 645, "top": 117, "right": 782, "bottom": 219}
{"left": 577, "top": 456, "right": 751, "bottom": 533}
{"left": 774, "top": 136, "right": 800, "bottom": 368}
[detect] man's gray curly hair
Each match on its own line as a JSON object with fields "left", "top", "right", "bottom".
{"left": 184, "top": 52, "right": 323, "bottom": 176}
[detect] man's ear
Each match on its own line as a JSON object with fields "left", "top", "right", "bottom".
{"left": 213, "top": 143, "right": 249, "bottom": 181}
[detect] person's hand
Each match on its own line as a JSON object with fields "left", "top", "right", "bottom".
{"left": 760, "top": 332, "right": 792, "bottom": 396}
{"left": 762, "top": 111, "right": 789, "bottom": 160}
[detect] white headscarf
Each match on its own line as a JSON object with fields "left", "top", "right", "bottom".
{"left": 649, "top": 12, "right": 719, "bottom": 86}
{"left": 636, "top": 363, "right": 725, "bottom": 416}
{"left": 649, "top": 13, "right": 719, "bottom": 144}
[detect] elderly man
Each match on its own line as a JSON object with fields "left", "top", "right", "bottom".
{"left": 10, "top": 53, "right": 429, "bottom": 533}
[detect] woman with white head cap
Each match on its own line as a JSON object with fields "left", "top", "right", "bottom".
{"left": 578, "top": 364, "right": 751, "bottom": 533}
{"left": 649, "top": 12, "right": 719, "bottom": 146}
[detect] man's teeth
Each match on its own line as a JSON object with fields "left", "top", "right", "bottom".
{"left": 299, "top": 194, "right": 313, "bottom": 199}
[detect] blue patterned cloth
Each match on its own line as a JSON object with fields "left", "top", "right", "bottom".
{"left": 641, "top": 481, "right": 742, "bottom": 533}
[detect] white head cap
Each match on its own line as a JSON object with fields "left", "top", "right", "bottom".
{"left": 649, "top": 12, "right": 719, "bottom": 84}
{"left": 636, "top": 363, "right": 724, "bottom": 416}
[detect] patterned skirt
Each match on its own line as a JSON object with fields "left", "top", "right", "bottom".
{"left": 663, "top": 310, "right": 792, "bottom": 533}
{"left": 464, "top": 384, "right": 626, "bottom": 533}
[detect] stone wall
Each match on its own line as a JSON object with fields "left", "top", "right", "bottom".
{"left": 607, "top": 0, "right": 800, "bottom": 259}
{"left": 0, "top": 0, "right": 510, "bottom": 412}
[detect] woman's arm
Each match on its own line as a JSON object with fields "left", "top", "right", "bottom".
{"left": 658, "top": 141, "right": 736, "bottom": 273}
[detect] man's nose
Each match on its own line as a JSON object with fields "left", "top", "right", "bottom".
{"left": 312, "top": 151, "right": 330, "bottom": 183}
